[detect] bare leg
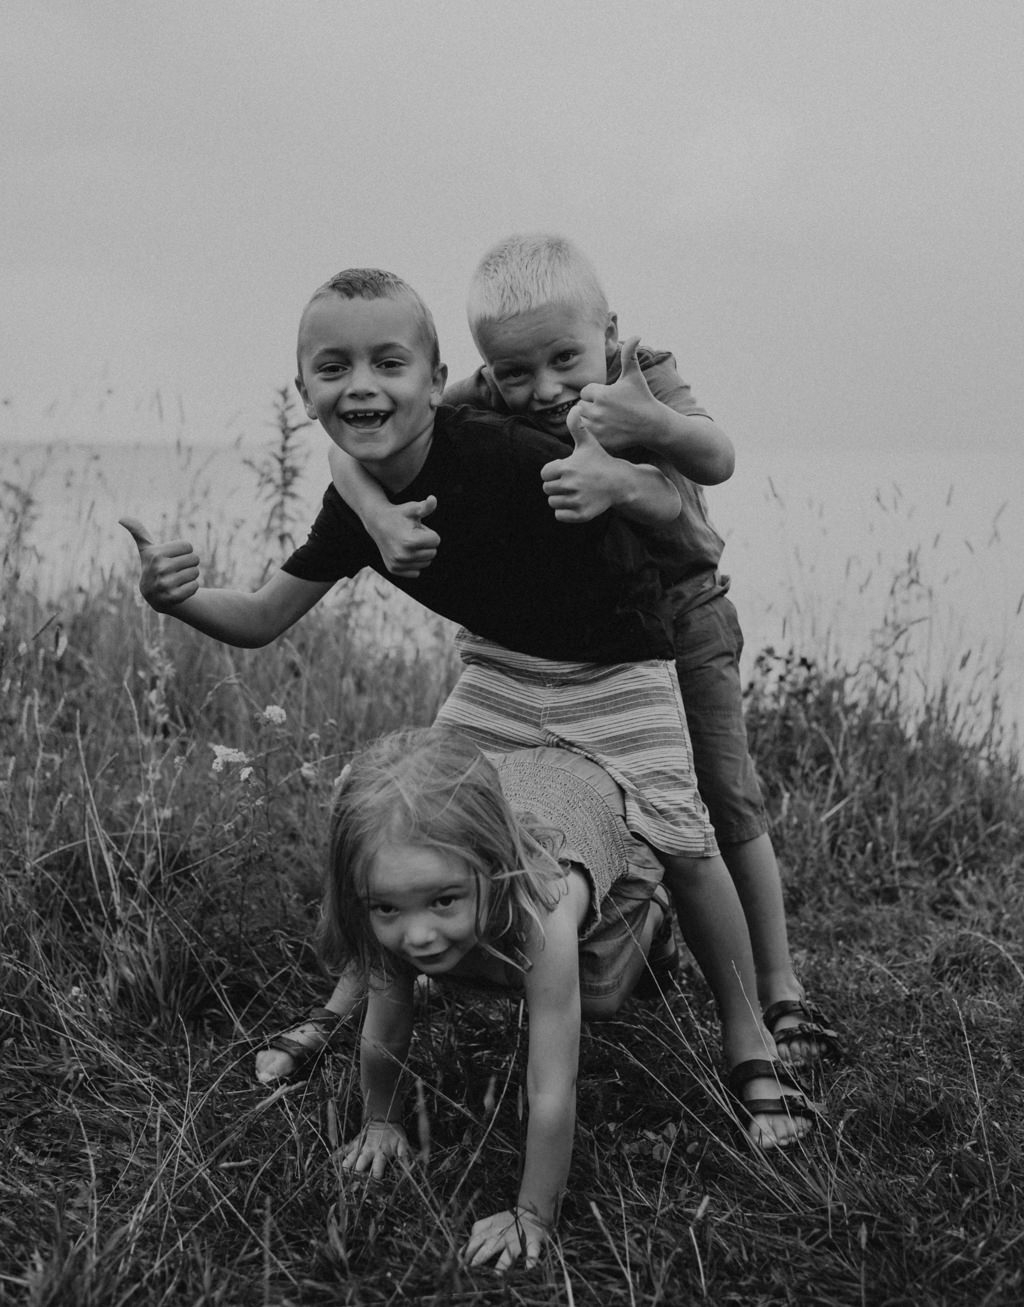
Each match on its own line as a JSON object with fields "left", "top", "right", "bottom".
{"left": 670, "top": 599, "right": 834, "bottom": 1066}
{"left": 254, "top": 970, "right": 364, "bottom": 1085}
{"left": 660, "top": 852, "right": 813, "bottom": 1148}
{"left": 720, "top": 833, "right": 832, "bottom": 1066}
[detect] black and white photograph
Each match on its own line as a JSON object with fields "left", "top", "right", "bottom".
{"left": 2, "top": 3, "right": 1022, "bottom": 1302}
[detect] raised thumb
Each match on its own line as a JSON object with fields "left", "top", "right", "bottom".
{"left": 119, "top": 516, "right": 154, "bottom": 551}
{"left": 618, "top": 335, "right": 642, "bottom": 377}
{"left": 566, "top": 403, "right": 595, "bottom": 447}
{"left": 409, "top": 494, "right": 438, "bottom": 522}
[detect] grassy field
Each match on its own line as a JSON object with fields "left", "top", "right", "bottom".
{"left": 2, "top": 457, "right": 1022, "bottom": 1306}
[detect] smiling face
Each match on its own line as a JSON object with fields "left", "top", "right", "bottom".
{"left": 295, "top": 293, "right": 447, "bottom": 492}
{"left": 474, "top": 302, "right": 618, "bottom": 437}
{"left": 364, "top": 842, "right": 484, "bottom": 973}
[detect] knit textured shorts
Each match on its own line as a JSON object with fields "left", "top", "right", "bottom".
{"left": 496, "top": 746, "right": 665, "bottom": 1007}
{"left": 434, "top": 746, "right": 666, "bottom": 1014}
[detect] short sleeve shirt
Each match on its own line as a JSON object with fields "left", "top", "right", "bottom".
{"left": 282, "top": 406, "right": 672, "bottom": 663}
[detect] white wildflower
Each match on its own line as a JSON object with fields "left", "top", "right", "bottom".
{"left": 259, "top": 704, "right": 287, "bottom": 726}
{"left": 239, "top": 766, "right": 255, "bottom": 783}
{"left": 210, "top": 744, "right": 252, "bottom": 773}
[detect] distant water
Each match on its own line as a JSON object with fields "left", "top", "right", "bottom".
{"left": 715, "top": 444, "right": 1023, "bottom": 747}
{"left": 3, "top": 437, "right": 1022, "bottom": 745}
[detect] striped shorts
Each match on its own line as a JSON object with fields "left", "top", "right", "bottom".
{"left": 434, "top": 630, "right": 718, "bottom": 859}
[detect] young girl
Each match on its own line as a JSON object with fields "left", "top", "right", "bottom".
{"left": 258, "top": 728, "right": 817, "bottom": 1272}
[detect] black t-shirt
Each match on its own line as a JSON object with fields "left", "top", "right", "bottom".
{"left": 282, "top": 405, "right": 671, "bottom": 662}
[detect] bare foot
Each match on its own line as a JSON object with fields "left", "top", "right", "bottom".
{"left": 254, "top": 1009, "right": 342, "bottom": 1085}
{"left": 255, "top": 1044, "right": 300, "bottom": 1085}
{"left": 763, "top": 997, "right": 842, "bottom": 1069}
{"left": 727, "top": 1059, "right": 818, "bottom": 1149}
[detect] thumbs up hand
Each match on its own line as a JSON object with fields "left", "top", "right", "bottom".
{"left": 540, "top": 405, "right": 624, "bottom": 522}
{"left": 120, "top": 517, "right": 201, "bottom": 610}
{"left": 573, "top": 336, "right": 660, "bottom": 452}
{"left": 367, "top": 495, "right": 441, "bottom": 577}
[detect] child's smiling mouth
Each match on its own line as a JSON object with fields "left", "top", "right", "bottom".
{"left": 533, "top": 400, "right": 576, "bottom": 427}
{"left": 342, "top": 409, "right": 392, "bottom": 431}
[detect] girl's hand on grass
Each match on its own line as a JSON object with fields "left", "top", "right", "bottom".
{"left": 341, "top": 1121, "right": 410, "bottom": 1179}
{"left": 120, "top": 517, "right": 201, "bottom": 611}
{"left": 463, "top": 1207, "right": 550, "bottom": 1272}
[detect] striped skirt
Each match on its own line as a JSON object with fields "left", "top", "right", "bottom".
{"left": 434, "top": 630, "right": 718, "bottom": 859}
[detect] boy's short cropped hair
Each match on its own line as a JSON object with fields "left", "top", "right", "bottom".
{"left": 302, "top": 267, "right": 441, "bottom": 370}
{"left": 466, "top": 233, "right": 610, "bottom": 346}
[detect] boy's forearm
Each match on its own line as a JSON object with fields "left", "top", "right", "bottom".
{"left": 147, "top": 574, "right": 329, "bottom": 648}
{"left": 147, "top": 587, "right": 282, "bottom": 648}
{"left": 643, "top": 410, "right": 735, "bottom": 485}
{"left": 329, "top": 444, "right": 392, "bottom": 525}
{"left": 611, "top": 461, "right": 682, "bottom": 526}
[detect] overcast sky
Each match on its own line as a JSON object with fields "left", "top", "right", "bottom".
{"left": 2, "top": 0, "right": 1022, "bottom": 457}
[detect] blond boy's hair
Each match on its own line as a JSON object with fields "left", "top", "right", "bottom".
{"left": 466, "top": 233, "right": 609, "bottom": 346}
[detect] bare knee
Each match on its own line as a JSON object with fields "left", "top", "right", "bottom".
{"left": 661, "top": 853, "right": 729, "bottom": 899}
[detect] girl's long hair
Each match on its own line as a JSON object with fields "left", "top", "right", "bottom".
{"left": 318, "top": 728, "right": 567, "bottom": 977}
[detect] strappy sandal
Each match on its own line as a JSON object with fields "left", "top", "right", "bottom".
{"left": 763, "top": 998, "right": 843, "bottom": 1067}
{"left": 260, "top": 1006, "right": 350, "bottom": 1083}
{"left": 634, "top": 884, "right": 679, "bottom": 1000}
{"left": 726, "top": 1058, "right": 821, "bottom": 1149}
